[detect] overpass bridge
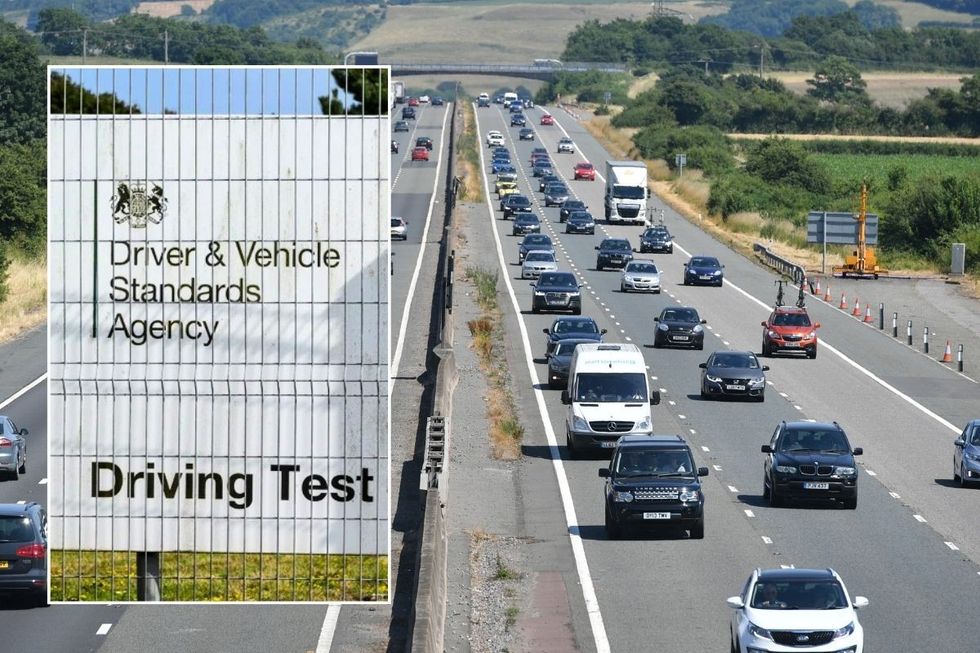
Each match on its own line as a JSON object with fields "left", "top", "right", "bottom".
{"left": 389, "top": 62, "right": 628, "bottom": 80}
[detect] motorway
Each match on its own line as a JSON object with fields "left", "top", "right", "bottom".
{"left": 471, "top": 101, "right": 980, "bottom": 651}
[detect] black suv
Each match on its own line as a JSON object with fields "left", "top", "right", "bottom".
{"left": 0, "top": 502, "right": 47, "bottom": 606}
{"left": 595, "top": 238, "right": 634, "bottom": 270}
{"left": 559, "top": 199, "right": 587, "bottom": 222}
{"left": 415, "top": 136, "right": 433, "bottom": 150}
{"left": 501, "top": 194, "right": 533, "bottom": 219}
{"left": 401, "top": 106, "right": 416, "bottom": 120}
{"left": 599, "top": 435, "right": 708, "bottom": 539}
{"left": 530, "top": 271, "right": 582, "bottom": 314}
{"left": 762, "top": 421, "right": 862, "bottom": 509}
{"left": 639, "top": 226, "right": 673, "bottom": 253}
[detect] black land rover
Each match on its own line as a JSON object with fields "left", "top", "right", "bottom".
{"left": 599, "top": 435, "right": 708, "bottom": 539}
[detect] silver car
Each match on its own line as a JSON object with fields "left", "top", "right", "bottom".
{"left": 0, "top": 416, "right": 28, "bottom": 479}
{"left": 620, "top": 260, "right": 661, "bottom": 293}
{"left": 557, "top": 137, "right": 575, "bottom": 153}
{"left": 521, "top": 251, "right": 559, "bottom": 279}
{"left": 390, "top": 216, "right": 408, "bottom": 241}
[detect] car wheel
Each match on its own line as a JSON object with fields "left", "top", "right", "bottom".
{"left": 668, "top": 247, "right": 673, "bottom": 254}
{"left": 761, "top": 341, "right": 770, "bottom": 357}
{"left": 954, "top": 459, "right": 962, "bottom": 483}
{"left": 762, "top": 477, "right": 770, "bottom": 499}
{"left": 768, "top": 480, "right": 783, "bottom": 507}
{"left": 18, "top": 456, "right": 26, "bottom": 475}
{"left": 596, "top": 262, "right": 603, "bottom": 271}
{"left": 620, "top": 284, "right": 627, "bottom": 293}
{"left": 683, "top": 278, "right": 689, "bottom": 286}
{"left": 604, "top": 505, "right": 621, "bottom": 540}
{"left": 730, "top": 635, "right": 738, "bottom": 653}
{"left": 9, "top": 464, "right": 18, "bottom": 481}
{"left": 572, "top": 306, "right": 581, "bottom": 316}
{"left": 34, "top": 590, "right": 49, "bottom": 608}
{"left": 695, "top": 340, "right": 703, "bottom": 351}
{"left": 530, "top": 303, "right": 539, "bottom": 314}
{"left": 843, "top": 495, "right": 858, "bottom": 510}
{"left": 566, "top": 431, "right": 579, "bottom": 460}
{"left": 700, "top": 384, "right": 708, "bottom": 399}
{"left": 756, "top": 392, "right": 765, "bottom": 402}
{"left": 807, "top": 347, "right": 817, "bottom": 360}
{"left": 716, "top": 280, "right": 724, "bottom": 287}
{"left": 690, "top": 519, "right": 704, "bottom": 540}
{"left": 589, "top": 229, "right": 595, "bottom": 235}
{"left": 959, "top": 463, "right": 969, "bottom": 488}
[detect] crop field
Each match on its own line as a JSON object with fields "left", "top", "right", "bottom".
{"left": 815, "top": 153, "right": 980, "bottom": 189}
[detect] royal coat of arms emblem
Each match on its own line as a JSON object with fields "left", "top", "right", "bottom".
{"left": 110, "top": 182, "right": 167, "bottom": 228}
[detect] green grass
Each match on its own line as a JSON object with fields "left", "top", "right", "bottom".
{"left": 467, "top": 267, "right": 499, "bottom": 312}
{"left": 816, "top": 153, "right": 980, "bottom": 191}
{"left": 51, "top": 550, "right": 387, "bottom": 602}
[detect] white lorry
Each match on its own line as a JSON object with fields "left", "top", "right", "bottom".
{"left": 562, "top": 343, "right": 660, "bottom": 457}
{"left": 477, "top": 92, "right": 491, "bottom": 107}
{"left": 604, "top": 160, "right": 648, "bottom": 224}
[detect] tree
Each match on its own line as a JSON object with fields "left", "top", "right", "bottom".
{"left": 319, "top": 68, "right": 388, "bottom": 115}
{"left": 180, "top": 4, "right": 197, "bottom": 17}
{"left": 806, "top": 56, "right": 869, "bottom": 104}
{"left": 0, "top": 20, "right": 47, "bottom": 144}
{"left": 0, "top": 140, "right": 46, "bottom": 257}
{"left": 744, "top": 137, "right": 831, "bottom": 195}
{"left": 36, "top": 8, "right": 89, "bottom": 56}
{"left": 852, "top": 0, "right": 900, "bottom": 30}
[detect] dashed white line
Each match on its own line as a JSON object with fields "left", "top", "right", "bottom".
{"left": 728, "top": 485, "right": 739, "bottom": 493}
{"left": 38, "top": 478, "right": 48, "bottom": 485}
{"left": 794, "top": 405, "right": 803, "bottom": 411}
{"left": 713, "top": 464, "right": 723, "bottom": 471}
{"left": 667, "top": 400, "right": 676, "bottom": 406}
{"left": 678, "top": 414, "right": 686, "bottom": 419}
{"left": 889, "top": 491, "right": 901, "bottom": 499}
{"left": 96, "top": 624, "right": 112, "bottom": 636}
{"left": 16, "top": 500, "right": 25, "bottom": 504}
{"left": 945, "top": 542, "right": 960, "bottom": 551}
{"left": 865, "top": 470, "right": 877, "bottom": 477}
{"left": 744, "top": 509, "right": 755, "bottom": 517}
{"left": 722, "top": 340, "right": 730, "bottom": 346}
{"left": 779, "top": 392, "right": 788, "bottom": 398}
{"left": 762, "top": 536, "right": 773, "bottom": 544}
{"left": 316, "top": 605, "right": 342, "bottom": 653}
{"left": 700, "top": 445, "right": 709, "bottom": 451}
{"left": 913, "top": 514, "right": 927, "bottom": 523}
{"left": 690, "top": 429, "right": 697, "bottom": 435}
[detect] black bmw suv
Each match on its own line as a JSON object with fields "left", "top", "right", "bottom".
{"left": 595, "top": 238, "right": 634, "bottom": 271}
{"left": 0, "top": 501, "right": 47, "bottom": 606}
{"left": 639, "top": 225, "right": 673, "bottom": 253}
{"left": 762, "top": 421, "right": 862, "bottom": 509}
{"left": 599, "top": 435, "right": 708, "bottom": 539}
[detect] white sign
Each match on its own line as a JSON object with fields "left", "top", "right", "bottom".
{"left": 48, "top": 67, "right": 389, "bottom": 555}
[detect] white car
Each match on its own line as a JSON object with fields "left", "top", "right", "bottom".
{"left": 620, "top": 260, "right": 661, "bottom": 293}
{"left": 521, "top": 251, "right": 558, "bottom": 279}
{"left": 390, "top": 216, "right": 408, "bottom": 241}
{"left": 728, "top": 568, "right": 868, "bottom": 653}
{"left": 486, "top": 130, "right": 505, "bottom": 147}
{"left": 418, "top": 95, "right": 430, "bottom": 104}
{"left": 557, "top": 137, "right": 575, "bottom": 153}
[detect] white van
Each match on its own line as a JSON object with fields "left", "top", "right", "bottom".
{"left": 562, "top": 343, "right": 660, "bottom": 457}
{"left": 502, "top": 91, "right": 518, "bottom": 108}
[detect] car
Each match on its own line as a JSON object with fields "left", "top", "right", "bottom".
{"left": 418, "top": 95, "right": 430, "bottom": 104}
{"left": 510, "top": 114, "right": 527, "bottom": 127}
{"left": 391, "top": 140, "right": 399, "bottom": 154}
{"left": 521, "top": 250, "right": 558, "bottom": 278}
{"left": 639, "top": 225, "right": 673, "bottom": 253}
{"left": 543, "top": 182, "right": 570, "bottom": 207}
{"left": 501, "top": 194, "right": 532, "bottom": 218}
{"left": 401, "top": 107, "right": 416, "bottom": 120}
{"left": 620, "top": 260, "right": 661, "bottom": 293}
{"left": 493, "top": 95, "right": 504, "bottom": 104}
{"left": 509, "top": 102, "right": 523, "bottom": 114}
{"left": 699, "top": 350, "right": 768, "bottom": 401}
{"left": 431, "top": 96, "right": 445, "bottom": 106}
{"left": 518, "top": 233, "right": 555, "bottom": 263}
{"left": 492, "top": 146, "right": 510, "bottom": 158}
{"left": 512, "top": 212, "right": 541, "bottom": 236}
{"left": 541, "top": 113, "right": 555, "bottom": 125}
{"left": 0, "top": 417, "right": 27, "bottom": 479}
{"left": 518, "top": 128, "right": 535, "bottom": 141}
{"left": 407, "top": 97, "right": 420, "bottom": 107}
{"left": 953, "top": 419, "right": 980, "bottom": 487}
{"left": 654, "top": 306, "right": 706, "bottom": 349}
{"left": 727, "top": 568, "right": 868, "bottom": 653}
{"left": 559, "top": 199, "right": 587, "bottom": 222}
{"left": 486, "top": 131, "right": 505, "bottom": 147}
{"left": 531, "top": 162, "right": 554, "bottom": 178}
{"left": 594, "top": 237, "right": 634, "bottom": 270}
{"left": 491, "top": 158, "right": 513, "bottom": 174}
{"left": 393, "top": 120, "right": 410, "bottom": 133}
{"left": 390, "top": 216, "right": 408, "bottom": 241}
{"left": 599, "top": 435, "right": 708, "bottom": 539}
{"left": 557, "top": 137, "right": 575, "bottom": 153}
{"left": 543, "top": 316, "right": 606, "bottom": 357}
{"left": 496, "top": 180, "right": 519, "bottom": 197}
{"left": 684, "top": 255, "right": 724, "bottom": 286}
{"left": 761, "top": 306, "right": 820, "bottom": 359}
{"left": 416, "top": 136, "right": 433, "bottom": 150}
{"left": 573, "top": 162, "right": 596, "bottom": 181}
{"left": 529, "top": 147, "right": 548, "bottom": 161}
{"left": 495, "top": 165, "right": 517, "bottom": 177}
{"left": 565, "top": 211, "right": 596, "bottom": 234}
{"left": 519, "top": 96, "right": 534, "bottom": 108}
{"left": 762, "top": 420, "right": 862, "bottom": 508}
{"left": 538, "top": 174, "right": 560, "bottom": 193}
{"left": 411, "top": 146, "right": 429, "bottom": 162}
{"left": 530, "top": 271, "right": 582, "bottom": 314}
{"left": 546, "top": 338, "right": 595, "bottom": 389}
{"left": 0, "top": 502, "right": 48, "bottom": 606}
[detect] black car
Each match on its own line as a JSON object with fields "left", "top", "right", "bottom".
{"left": 543, "top": 182, "right": 569, "bottom": 207}
{"left": 699, "top": 350, "right": 768, "bottom": 401}
{"left": 546, "top": 338, "right": 595, "bottom": 389}
{"left": 393, "top": 120, "right": 410, "bottom": 133}
{"left": 431, "top": 96, "right": 445, "bottom": 106}
{"left": 519, "top": 128, "right": 535, "bottom": 141}
{"left": 543, "top": 316, "right": 606, "bottom": 357}
{"left": 530, "top": 271, "right": 582, "bottom": 314}
{"left": 565, "top": 211, "right": 596, "bottom": 234}
{"left": 538, "top": 174, "right": 560, "bottom": 193}
{"left": 512, "top": 212, "right": 541, "bottom": 236}
{"left": 599, "top": 435, "right": 708, "bottom": 539}
{"left": 501, "top": 194, "right": 533, "bottom": 219}
{"left": 510, "top": 114, "right": 527, "bottom": 126}
{"left": 639, "top": 226, "right": 673, "bottom": 253}
{"left": 401, "top": 107, "right": 416, "bottom": 120}
{"left": 532, "top": 162, "right": 554, "bottom": 177}
{"left": 518, "top": 233, "right": 555, "bottom": 263}
{"left": 762, "top": 421, "right": 862, "bottom": 509}
{"left": 416, "top": 136, "right": 433, "bottom": 150}
{"left": 559, "top": 199, "right": 587, "bottom": 222}
{"left": 653, "top": 306, "right": 705, "bottom": 349}
{"left": 0, "top": 502, "right": 47, "bottom": 606}
{"left": 595, "top": 238, "right": 634, "bottom": 270}
{"left": 683, "top": 255, "right": 724, "bottom": 286}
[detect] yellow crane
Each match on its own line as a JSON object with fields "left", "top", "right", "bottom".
{"left": 833, "top": 183, "right": 887, "bottom": 279}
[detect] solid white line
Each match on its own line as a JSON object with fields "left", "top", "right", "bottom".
{"left": 390, "top": 105, "right": 452, "bottom": 380}
{"left": 96, "top": 624, "right": 112, "bottom": 636}
{"left": 315, "top": 605, "right": 342, "bottom": 653}
{"left": 0, "top": 373, "right": 47, "bottom": 410}
{"left": 474, "top": 106, "right": 611, "bottom": 653}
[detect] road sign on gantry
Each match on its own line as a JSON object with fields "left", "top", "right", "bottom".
{"left": 48, "top": 66, "right": 390, "bottom": 592}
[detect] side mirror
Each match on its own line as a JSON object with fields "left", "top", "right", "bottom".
{"left": 683, "top": 262, "right": 689, "bottom": 267}
{"left": 530, "top": 283, "right": 536, "bottom": 288}
{"left": 594, "top": 246, "right": 599, "bottom": 250}
{"left": 761, "top": 445, "right": 773, "bottom": 453}
{"left": 654, "top": 317, "right": 660, "bottom": 322}
{"left": 954, "top": 438, "right": 965, "bottom": 448}
{"left": 561, "top": 390, "right": 570, "bottom": 405}
{"left": 852, "top": 447, "right": 863, "bottom": 456}
{"left": 726, "top": 597, "right": 744, "bottom": 609}
{"left": 698, "top": 363, "right": 707, "bottom": 369}
{"left": 543, "top": 328, "right": 550, "bottom": 334}
{"left": 701, "top": 319, "right": 707, "bottom": 324}
{"left": 649, "top": 390, "right": 661, "bottom": 406}
{"left": 598, "top": 468, "right": 610, "bottom": 478}
{"left": 18, "top": 428, "right": 28, "bottom": 436}
{"left": 853, "top": 596, "right": 869, "bottom": 609}
{"left": 600, "top": 329, "right": 608, "bottom": 335}
{"left": 698, "top": 466, "right": 709, "bottom": 477}
{"left": 762, "top": 365, "right": 770, "bottom": 371}
{"left": 761, "top": 321, "right": 767, "bottom": 327}
{"left": 814, "top": 323, "right": 821, "bottom": 328}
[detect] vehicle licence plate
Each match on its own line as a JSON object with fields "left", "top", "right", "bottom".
{"left": 700, "top": 275, "right": 713, "bottom": 280}
{"left": 673, "top": 335, "right": 689, "bottom": 341}
{"left": 0, "top": 560, "right": 8, "bottom": 569}
{"left": 804, "top": 482, "right": 830, "bottom": 490}
{"left": 643, "top": 512, "right": 671, "bottom": 520}
{"left": 600, "top": 441, "right": 617, "bottom": 448}
{"left": 785, "top": 342, "right": 799, "bottom": 347}
{"left": 725, "top": 384, "right": 745, "bottom": 391}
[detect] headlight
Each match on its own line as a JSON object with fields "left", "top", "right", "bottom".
{"left": 658, "top": 323, "right": 669, "bottom": 331}
{"left": 832, "top": 622, "right": 855, "bottom": 639}
{"left": 964, "top": 451, "right": 980, "bottom": 462}
{"left": 687, "top": 268, "right": 696, "bottom": 275}
{"left": 705, "top": 374, "right": 721, "bottom": 383}
{"left": 679, "top": 489, "right": 699, "bottom": 502}
{"left": 775, "top": 465, "right": 797, "bottom": 474}
{"left": 534, "top": 291, "right": 546, "bottom": 297}
{"left": 748, "top": 622, "right": 773, "bottom": 641}
{"left": 572, "top": 415, "right": 589, "bottom": 430}
{"left": 636, "top": 417, "right": 651, "bottom": 431}
{"left": 613, "top": 491, "right": 634, "bottom": 503}
{"left": 713, "top": 269, "right": 722, "bottom": 275}
{"left": 692, "top": 324, "right": 703, "bottom": 333}
{"left": 805, "top": 330, "right": 817, "bottom": 339}
{"left": 767, "top": 330, "right": 779, "bottom": 338}
{"left": 750, "top": 377, "right": 766, "bottom": 386}
{"left": 834, "top": 466, "right": 857, "bottom": 476}
{"left": 664, "top": 239, "right": 671, "bottom": 244}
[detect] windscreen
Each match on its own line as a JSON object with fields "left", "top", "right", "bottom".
{"left": 779, "top": 429, "right": 849, "bottom": 453}
{"left": 751, "top": 580, "right": 847, "bottom": 610}
{"left": 575, "top": 372, "right": 647, "bottom": 402}
{"left": 612, "top": 185, "right": 645, "bottom": 200}
{"left": 615, "top": 449, "right": 694, "bottom": 476}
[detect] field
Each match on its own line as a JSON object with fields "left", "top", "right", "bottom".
{"left": 771, "top": 71, "right": 966, "bottom": 109}
{"left": 134, "top": 0, "right": 216, "bottom": 18}
{"left": 815, "top": 153, "right": 980, "bottom": 191}
{"left": 843, "top": 0, "right": 979, "bottom": 27}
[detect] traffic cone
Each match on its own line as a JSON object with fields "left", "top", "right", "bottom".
{"left": 823, "top": 284, "right": 832, "bottom": 302}
{"left": 851, "top": 297, "right": 862, "bottom": 316}
{"left": 863, "top": 304, "right": 874, "bottom": 323}
{"left": 940, "top": 341, "right": 953, "bottom": 363}
{"left": 839, "top": 292, "right": 848, "bottom": 310}
{"left": 813, "top": 279, "right": 821, "bottom": 296}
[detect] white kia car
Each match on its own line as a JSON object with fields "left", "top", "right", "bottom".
{"left": 728, "top": 568, "right": 868, "bottom": 653}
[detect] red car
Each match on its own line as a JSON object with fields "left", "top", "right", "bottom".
{"left": 411, "top": 146, "right": 429, "bottom": 162}
{"left": 761, "top": 306, "right": 820, "bottom": 358}
{"left": 407, "top": 97, "right": 420, "bottom": 107}
{"left": 540, "top": 114, "right": 554, "bottom": 125}
{"left": 573, "top": 162, "right": 596, "bottom": 181}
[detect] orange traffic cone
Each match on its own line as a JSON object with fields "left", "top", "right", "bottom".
{"left": 839, "top": 292, "right": 848, "bottom": 310}
{"left": 863, "top": 304, "right": 874, "bottom": 323}
{"left": 823, "top": 284, "right": 832, "bottom": 302}
{"left": 940, "top": 341, "right": 953, "bottom": 363}
{"left": 813, "top": 279, "right": 821, "bottom": 296}
{"left": 851, "top": 297, "right": 862, "bottom": 316}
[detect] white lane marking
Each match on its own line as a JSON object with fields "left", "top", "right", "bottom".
{"left": 946, "top": 542, "right": 960, "bottom": 551}
{"left": 780, "top": 564, "right": 796, "bottom": 569}
{"left": 390, "top": 104, "right": 452, "bottom": 381}
{"left": 473, "top": 107, "right": 611, "bottom": 653}
{"left": 96, "top": 624, "right": 112, "bottom": 636}
{"left": 700, "top": 445, "right": 709, "bottom": 451}
{"left": 794, "top": 405, "right": 803, "bottom": 411}
{"left": 914, "top": 514, "right": 927, "bottom": 523}
{"left": 690, "top": 429, "right": 697, "bottom": 435}
{"left": 722, "top": 340, "right": 730, "bottom": 346}
{"left": 677, "top": 414, "right": 686, "bottom": 420}
{"left": 779, "top": 392, "right": 788, "bottom": 398}
{"left": 667, "top": 400, "right": 676, "bottom": 406}
{"left": 728, "top": 485, "right": 739, "bottom": 493}
{"left": 0, "top": 373, "right": 47, "bottom": 410}
{"left": 38, "top": 478, "right": 48, "bottom": 485}
{"left": 865, "top": 470, "right": 877, "bottom": 477}
{"left": 315, "top": 605, "right": 342, "bottom": 653}
{"left": 550, "top": 111, "right": 607, "bottom": 183}
{"left": 744, "top": 509, "right": 755, "bottom": 518}
{"left": 762, "top": 536, "right": 773, "bottom": 544}
{"left": 16, "top": 500, "right": 25, "bottom": 504}
{"left": 713, "top": 464, "right": 723, "bottom": 471}
{"left": 766, "top": 381, "right": 774, "bottom": 386}
{"left": 889, "top": 492, "right": 901, "bottom": 499}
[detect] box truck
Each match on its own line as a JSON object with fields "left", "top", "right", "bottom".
{"left": 604, "top": 160, "right": 648, "bottom": 224}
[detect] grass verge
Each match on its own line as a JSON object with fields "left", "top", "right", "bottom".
{"left": 456, "top": 101, "right": 485, "bottom": 203}
{"left": 0, "top": 257, "right": 47, "bottom": 344}
{"left": 465, "top": 266, "right": 523, "bottom": 460}
{"left": 51, "top": 550, "right": 388, "bottom": 601}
